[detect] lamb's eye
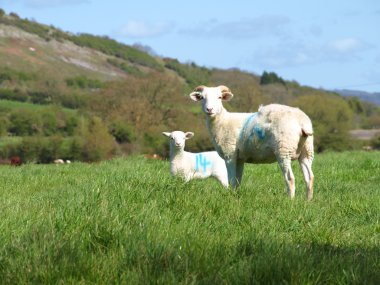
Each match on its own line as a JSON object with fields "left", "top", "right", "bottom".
{"left": 218, "top": 96, "right": 222, "bottom": 99}
{"left": 196, "top": 95, "right": 203, "bottom": 100}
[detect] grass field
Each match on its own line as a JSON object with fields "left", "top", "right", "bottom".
{"left": 0, "top": 151, "right": 379, "bottom": 284}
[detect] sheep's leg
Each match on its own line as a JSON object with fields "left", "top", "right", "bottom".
{"left": 236, "top": 159, "right": 245, "bottom": 186}
{"left": 279, "top": 158, "right": 296, "bottom": 199}
{"left": 299, "top": 157, "right": 314, "bottom": 201}
{"left": 225, "top": 159, "right": 238, "bottom": 188}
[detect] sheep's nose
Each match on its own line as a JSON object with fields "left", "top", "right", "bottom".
{"left": 206, "top": 107, "right": 213, "bottom": 113}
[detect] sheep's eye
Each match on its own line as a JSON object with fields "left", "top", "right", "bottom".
{"left": 218, "top": 96, "right": 222, "bottom": 99}
{"left": 196, "top": 95, "right": 203, "bottom": 100}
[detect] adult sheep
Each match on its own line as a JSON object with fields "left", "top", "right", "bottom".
{"left": 189, "top": 85, "right": 314, "bottom": 200}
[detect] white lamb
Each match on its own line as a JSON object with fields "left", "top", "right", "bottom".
{"left": 189, "top": 85, "right": 314, "bottom": 200}
{"left": 162, "top": 131, "right": 229, "bottom": 187}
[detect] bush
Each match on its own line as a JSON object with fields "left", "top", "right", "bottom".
{"left": 0, "top": 68, "right": 36, "bottom": 84}
{"left": 58, "top": 93, "right": 87, "bottom": 109}
{"left": 107, "top": 59, "right": 145, "bottom": 77}
{"left": 0, "top": 115, "right": 9, "bottom": 136}
{"left": 66, "top": 76, "right": 104, "bottom": 89}
{"left": 29, "top": 91, "right": 52, "bottom": 104}
{"left": 110, "top": 121, "right": 136, "bottom": 143}
{"left": 9, "top": 109, "right": 41, "bottom": 136}
{"left": 370, "top": 135, "right": 380, "bottom": 150}
{"left": 70, "top": 34, "right": 164, "bottom": 71}
{"left": 0, "top": 89, "right": 28, "bottom": 102}
{"left": 164, "top": 58, "right": 210, "bottom": 87}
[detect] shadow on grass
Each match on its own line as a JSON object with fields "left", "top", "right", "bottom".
{"left": 1, "top": 232, "right": 379, "bottom": 285}
{"left": 223, "top": 239, "right": 380, "bottom": 285}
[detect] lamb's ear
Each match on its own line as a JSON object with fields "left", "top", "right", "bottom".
{"left": 185, "top": 132, "right": 194, "bottom": 139}
{"left": 219, "top": 85, "right": 233, "bottom": 101}
{"left": 162, "top": 132, "right": 171, "bottom": 137}
{"left": 189, "top": 85, "right": 205, "bottom": 101}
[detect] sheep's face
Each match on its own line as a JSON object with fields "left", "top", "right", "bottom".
{"left": 189, "top": 85, "right": 233, "bottom": 117}
{"left": 162, "top": 131, "right": 194, "bottom": 151}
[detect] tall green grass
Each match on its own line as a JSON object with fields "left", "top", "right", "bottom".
{"left": 0, "top": 151, "right": 379, "bottom": 284}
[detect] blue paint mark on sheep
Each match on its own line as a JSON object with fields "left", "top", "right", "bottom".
{"left": 239, "top": 112, "right": 265, "bottom": 146}
{"left": 240, "top": 113, "right": 257, "bottom": 141}
{"left": 253, "top": 125, "right": 265, "bottom": 140}
{"left": 195, "top": 154, "right": 212, "bottom": 174}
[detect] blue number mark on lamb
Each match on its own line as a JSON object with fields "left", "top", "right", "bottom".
{"left": 195, "top": 154, "right": 212, "bottom": 174}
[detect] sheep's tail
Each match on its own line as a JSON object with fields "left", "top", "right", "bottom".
{"left": 301, "top": 128, "right": 313, "bottom": 137}
{"left": 297, "top": 122, "right": 313, "bottom": 157}
{"left": 301, "top": 120, "right": 313, "bottom": 137}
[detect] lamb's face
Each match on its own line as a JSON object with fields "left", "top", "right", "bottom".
{"left": 189, "top": 85, "right": 233, "bottom": 117}
{"left": 162, "top": 131, "right": 194, "bottom": 151}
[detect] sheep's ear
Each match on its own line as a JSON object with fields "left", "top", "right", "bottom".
{"left": 189, "top": 85, "right": 205, "bottom": 101}
{"left": 185, "top": 132, "right": 194, "bottom": 139}
{"left": 219, "top": 85, "right": 233, "bottom": 101}
{"left": 222, "top": 92, "right": 233, "bottom": 101}
{"left": 189, "top": 92, "right": 202, "bottom": 101}
{"left": 162, "top": 132, "right": 171, "bottom": 137}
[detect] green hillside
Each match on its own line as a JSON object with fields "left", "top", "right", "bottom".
{"left": 0, "top": 10, "right": 379, "bottom": 162}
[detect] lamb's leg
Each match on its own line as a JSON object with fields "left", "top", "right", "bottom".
{"left": 225, "top": 159, "right": 238, "bottom": 188}
{"left": 236, "top": 159, "right": 245, "bottom": 186}
{"left": 217, "top": 175, "right": 229, "bottom": 188}
{"left": 299, "top": 156, "right": 314, "bottom": 201}
{"left": 278, "top": 158, "right": 295, "bottom": 199}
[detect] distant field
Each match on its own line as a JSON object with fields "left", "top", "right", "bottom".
{"left": 0, "top": 151, "right": 379, "bottom": 284}
{"left": 350, "top": 129, "right": 380, "bottom": 140}
{"left": 0, "top": 99, "right": 77, "bottom": 113}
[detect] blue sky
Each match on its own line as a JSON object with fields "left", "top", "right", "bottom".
{"left": 1, "top": 0, "right": 380, "bottom": 92}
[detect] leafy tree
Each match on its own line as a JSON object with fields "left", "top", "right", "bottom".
{"left": 37, "top": 136, "right": 64, "bottom": 163}
{"left": 164, "top": 58, "right": 210, "bottom": 88}
{"left": 0, "top": 115, "right": 10, "bottom": 136}
{"left": 77, "top": 116, "right": 116, "bottom": 161}
{"left": 260, "top": 71, "right": 286, "bottom": 85}
{"left": 41, "top": 110, "right": 58, "bottom": 136}
{"left": 110, "top": 121, "right": 136, "bottom": 143}
{"left": 293, "top": 94, "right": 354, "bottom": 152}
{"left": 68, "top": 136, "right": 84, "bottom": 161}
{"left": 9, "top": 109, "right": 41, "bottom": 136}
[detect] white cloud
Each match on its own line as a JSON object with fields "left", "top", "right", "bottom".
{"left": 12, "top": 0, "right": 89, "bottom": 8}
{"left": 309, "top": 24, "right": 323, "bottom": 37}
{"left": 180, "top": 15, "right": 290, "bottom": 39}
{"left": 329, "top": 38, "right": 362, "bottom": 53}
{"left": 245, "top": 36, "right": 372, "bottom": 70}
{"left": 116, "top": 20, "right": 173, "bottom": 38}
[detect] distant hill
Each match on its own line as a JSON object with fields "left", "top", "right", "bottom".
{"left": 334, "top": 89, "right": 380, "bottom": 106}
{"left": 0, "top": 10, "right": 379, "bottom": 160}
